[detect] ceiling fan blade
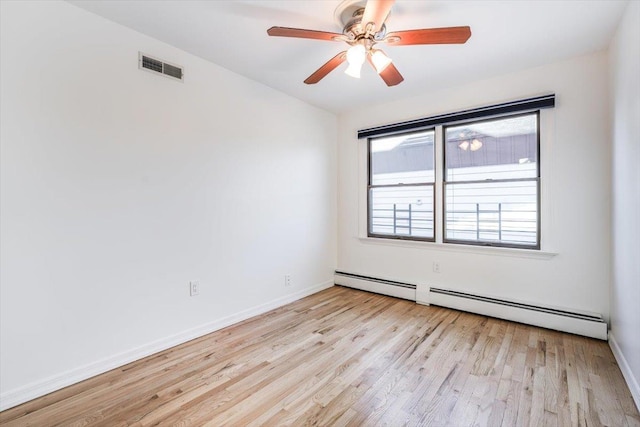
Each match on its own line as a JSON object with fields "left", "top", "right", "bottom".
{"left": 267, "top": 26, "right": 343, "bottom": 41}
{"left": 361, "top": 0, "right": 395, "bottom": 33}
{"left": 386, "top": 26, "right": 471, "bottom": 45}
{"left": 367, "top": 55, "right": 404, "bottom": 86}
{"left": 379, "top": 63, "right": 404, "bottom": 86}
{"left": 304, "top": 51, "right": 347, "bottom": 84}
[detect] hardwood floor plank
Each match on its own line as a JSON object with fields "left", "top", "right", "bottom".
{"left": 1, "top": 286, "right": 637, "bottom": 426}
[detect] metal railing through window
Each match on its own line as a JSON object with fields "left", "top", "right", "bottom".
{"left": 370, "top": 203, "right": 434, "bottom": 237}
{"left": 370, "top": 202, "right": 536, "bottom": 245}
{"left": 445, "top": 202, "right": 537, "bottom": 245}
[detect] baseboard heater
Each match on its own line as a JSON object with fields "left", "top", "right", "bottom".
{"left": 429, "top": 287, "right": 608, "bottom": 340}
{"left": 334, "top": 271, "right": 416, "bottom": 301}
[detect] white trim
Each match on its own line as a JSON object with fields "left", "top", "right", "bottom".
{"left": 0, "top": 280, "right": 334, "bottom": 412}
{"left": 334, "top": 273, "right": 416, "bottom": 301}
{"left": 427, "top": 287, "right": 607, "bottom": 340}
{"left": 358, "top": 237, "right": 558, "bottom": 260}
{"left": 609, "top": 332, "right": 640, "bottom": 412}
{"left": 539, "top": 108, "right": 557, "bottom": 252}
{"left": 416, "top": 288, "right": 430, "bottom": 306}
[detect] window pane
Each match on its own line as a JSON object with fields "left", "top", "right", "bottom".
{"left": 445, "top": 180, "right": 538, "bottom": 246}
{"left": 371, "top": 130, "right": 435, "bottom": 185}
{"left": 445, "top": 114, "right": 538, "bottom": 182}
{"left": 370, "top": 185, "right": 434, "bottom": 239}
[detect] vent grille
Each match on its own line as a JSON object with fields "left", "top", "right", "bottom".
{"left": 142, "top": 56, "right": 162, "bottom": 73}
{"left": 139, "top": 52, "right": 183, "bottom": 81}
{"left": 162, "top": 63, "right": 182, "bottom": 79}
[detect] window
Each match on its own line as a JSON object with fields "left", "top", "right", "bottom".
{"left": 361, "top": 95, "right": 553, "bottom": 250}
{"left": 368, "top": 129, "right": 435, "bottom": 241}
{"left": 444, "top": 113, "right": 540, "bottom": 248}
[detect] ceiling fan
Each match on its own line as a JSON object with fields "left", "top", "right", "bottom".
{"left": 267, "top": 0, "right": 471, "bottom": 86}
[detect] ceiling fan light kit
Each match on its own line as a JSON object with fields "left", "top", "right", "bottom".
{"left": 266, "top": 0, "right": 471, "bottom": 86}
{"left": 370, "top": 49, "right": 393, "bottom": 73}
{"left": 345, "top": 44, "right": 367, "bottom": 78}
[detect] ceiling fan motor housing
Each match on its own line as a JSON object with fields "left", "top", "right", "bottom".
{"left": 343, "top": 7, "right": 387, "bottom": 42}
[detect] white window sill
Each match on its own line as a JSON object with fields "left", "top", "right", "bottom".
{"left": 358, "top": 237, "right": 558, "bottom": 260}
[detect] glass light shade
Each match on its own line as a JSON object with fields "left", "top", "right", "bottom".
{"left": 371, "top": 50, "right": 392, "bottom": 73}
{"left": 458, "top": 140, "right": 469, "bottom": 151}
{"left": 345, "top": 62, "right": 363, "bottom": 78}
{"left": 345, "top": 44, "right": 366, "bottom": 78}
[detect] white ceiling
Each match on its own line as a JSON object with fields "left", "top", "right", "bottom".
{"left": 68, "top": 0, "right": 628, "bottom": 114}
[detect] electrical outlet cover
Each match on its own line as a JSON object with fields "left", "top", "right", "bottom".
{"left": 190, "top": 281, "right": 200, "bottom": 296}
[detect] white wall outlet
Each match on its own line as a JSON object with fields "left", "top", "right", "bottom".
{"left": 284, "top": 274, "right": 292, "bottom": 287}
{"left": 433, "top": 262, "right": 441, "bottom": 274}
{"left": 189, "top": 280, "right": 200, "bottom": 296}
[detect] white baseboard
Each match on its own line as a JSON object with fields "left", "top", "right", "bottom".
{"left": 334, "top": 272, "right": 416, "bottom": 301}
{"left": 609, "top": 332, "right": 640, "bottom": 412}
{"left": 427, "top": 287, "right": 608, "bottom": 340}
{"left": 0, "top": 280, "right": 334, "bottom": 412}
{"left": 416, "top": 289, "right": 430, "bottom": 305}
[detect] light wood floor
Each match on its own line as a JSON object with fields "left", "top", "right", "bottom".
{"left": 1, "top": 286, "right": 638, "bottom": 426}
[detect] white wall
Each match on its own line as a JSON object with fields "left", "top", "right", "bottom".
{"left": 338, "top": 52, "right": 611, "bottom": 319}
{"left": 0, "top": 1, "right": 337, "bottom": 408}
{"left": 609, "top": 0, "right": 640, "bottom": 408}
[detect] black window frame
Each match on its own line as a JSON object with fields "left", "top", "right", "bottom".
{"left": 367, "top": 129, "right": 436, "bottom": 242}
{"left": 442, "top": 111, "right": 541, "bottom": 249}
{"left": 358, "top": 94, "right": 554, "bottom": 250}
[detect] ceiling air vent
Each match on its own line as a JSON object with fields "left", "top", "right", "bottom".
{"left": 138, "top": 52, "right": 183, "bottom": 81}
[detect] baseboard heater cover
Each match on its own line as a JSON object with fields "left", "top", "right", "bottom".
{"left": 429, "top": 287, "right": 607, "bottom": 340}
{"left": 334, "top": 271, "right": 416, "bottom": 301}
